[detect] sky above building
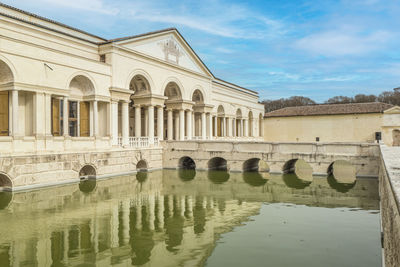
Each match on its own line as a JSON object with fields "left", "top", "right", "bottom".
{"left": 3, "top": 0, "right": 400, "bottom": 102}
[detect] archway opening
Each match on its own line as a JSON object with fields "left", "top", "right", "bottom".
{"left": 136, "top": 160, "right": 148, "bottom": 171}
{"left": 79, "top": 165, "right": 96, "bottom": 179}
{"left": 0, "top": 60, "right": 13, "bottom": 137}
{"left": 179, "top": 156, "right": 196, "bottom": 169}
{"left": 164, "top": 82, "right": 182, "bottom": 101}
{"left": 208, "top": 157, "right": 227, "bottom": 171}
{"left": 192, "top": 89, "right": 204, "bottom": 104}
{"left": 129, "top": 75, "right": 151, "bottom": 95}
{"left": 283, "top": 159, "right": 313, "bottom": 182}
{"left": 393, "top": 129, "right": 400, "bottom": 146}
{"left": 0, "top": 173, "right": 12, "bottom": 191}
{"left": 327, "top": 160, "right": 356, "bottom": 184}
{"left": 243, "top": 158, "right": 269, "bottom": 172}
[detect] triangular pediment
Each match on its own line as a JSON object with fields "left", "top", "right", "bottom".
{"left": 116, "top": 29, "right": 212, "bottom": 76}
{"left": 384, "top": 106, "right": 400, "bottom": 114}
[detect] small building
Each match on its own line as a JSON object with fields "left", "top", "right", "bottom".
{"left": 263, "top": 102, "right": 400, "bottom": 145}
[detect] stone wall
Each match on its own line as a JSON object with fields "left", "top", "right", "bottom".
{"left": 379, "top": 145, "right": 400, "bottom": 267}
{"left": 0, "top": 147, "right": 163, "bottom": 191}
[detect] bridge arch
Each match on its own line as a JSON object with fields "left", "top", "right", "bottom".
{"left": 178, "top": 156, "right": 196, "bottom": 169}
{"left": 79, "top": 165, "right": 97, "bottom": 179}
{"left": 327, "top": 160, "right": 356, "bottom": 184}
{"left": 0, "top": 173, "right": 12, "bottom": 191}
{"left": 243, "top": 158, "right": 269, "bottom": 172}
{"left": 208, "top": 157, "right": 228, "bottom": 171}
{"left": 136, "top": 160, "right": 148, "bottom": 171}
{"left": 283, "top": 159, "right": 313, "bottom": 182}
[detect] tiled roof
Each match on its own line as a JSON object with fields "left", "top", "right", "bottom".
{"left": 264, "top": 102, "right": 394, "bottom": 118}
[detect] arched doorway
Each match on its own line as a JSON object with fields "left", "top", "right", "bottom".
{"left": 178, "top": 156, "right": 196, "bottom": 169}
{"left": 136, "top": 160, "right": 148, "bottom": 171}
{"left": 192, "top": 90, "right": 204, "bottom": 138}
{"left": 128, "top": 75, "right": 152, "bottom": 138}
{"left": 67, "top": 75, "right": 96, "bottom": 137}
{"left": 0, "top": 60, "right": 13, "bottom": 137}
{"left": 164, "top": 82, "right": 183, "bottom": 140}
{"left": 217, "top": 105, "right": 225, "bottom": 137}
{"left": 236, "top": 109, "right": 242, "bottom": 137}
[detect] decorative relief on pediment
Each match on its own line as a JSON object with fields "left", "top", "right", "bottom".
{"left": 158, "top": 38, "right": 183, "bottom": 64}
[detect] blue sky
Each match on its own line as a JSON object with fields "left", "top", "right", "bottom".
{"left": 4, "top": 0, "right": 400, "bottom": 102}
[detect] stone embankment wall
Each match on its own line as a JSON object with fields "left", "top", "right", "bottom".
{"left": 0, "top": 148, "right": 162, "bottom": 191}
{"left": 380, "top": 145, "right": 400, "bottom": 267}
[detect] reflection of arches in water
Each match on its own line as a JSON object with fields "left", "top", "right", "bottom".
{"left": 0, "top": 173, "right": 12, "bottom": 191}
{"left": 178, "top": 157, "right": 196, "bottom": 169}
{"left": 178, "top": 169, "right": 196, "bottom": 181}
{"left": 79, "top": 165, "right": 96, "bottom": 179}
{"left": 208, "top": 157, "right": 227, "bottom": 171}
{"left": 208, "top": 170, "right": 230, "bottom": 184}
{"left": 79, "top": 179, "right": 96, "bottom": 194}
{"left": 242, "top": 172, "right": 268, "bottom": 187}
{"left": 136, "top": 171, "right": 148, "bottom": 183}
{"left": 327, "top": 175, "right": 356, "bottom": 193}
{"left": 243, "top": 158, "right": 269, "bottom": 172}
{"left": 328, "top": 160, "right": 356, "bottom": 184}
{"left": 282, "top": 159, "right": 313, "bottom": 182}
{"left": 0, "top": 191, "right": 12, "bottom": 209}
{"left": 136, "top": 160, "right": 148, "bottom": 171}
{"left": 282, "top": 173, "right": 311, "bottom": 189}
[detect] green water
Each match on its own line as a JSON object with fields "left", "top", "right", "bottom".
{"left": 0, "top": 170, "right": 381, "bottom": 267}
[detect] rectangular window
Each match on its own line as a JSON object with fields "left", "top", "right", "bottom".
{"left": 68, "top": 101, "right": 78, "bottom": 137}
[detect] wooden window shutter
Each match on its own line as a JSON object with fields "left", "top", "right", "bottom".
{"left": 0, "top": 91, "right": 9, "bottom": 136}
{"left": 51, "top": 98, "right": 60, "bottom": 136}
{"left": 80, "top": 101, "right": 90, "bottom": 137}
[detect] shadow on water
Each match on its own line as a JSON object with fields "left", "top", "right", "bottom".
{"left": 0, "top": 192, "right": 12, "bottom": 209}
{"left": 283, "top": 173, "right": 312, "bottom": 189}
{"left": 242, "top": 172, "right": 268, "bottom": 187}
{"left": 327, "top": 175, "right": 356, "bottom": 193}
{"left": 208, "top": 170, "right": 230, "bottom": 184}
{"left": 178, "top": 169, "right": 196, "bottom": 182}
{"left": 79, "top": 179, "right": 97, "bottom": 194}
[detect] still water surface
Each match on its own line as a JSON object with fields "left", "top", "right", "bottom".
{"left": 0, "top": 170, "right": 381, "bottom": 267}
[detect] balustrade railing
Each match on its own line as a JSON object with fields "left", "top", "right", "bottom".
{"left": 118, "top": 137, "right": 160, "bottom": 148}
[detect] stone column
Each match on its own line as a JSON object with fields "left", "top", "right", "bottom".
{"left": 208, "top": 113, "right": 213, "bottom": 139}
{"left": 174, "top": 111, "right": 179, "bottom": 140}
{"left": 201, "top": 112, "right": 206, "bottom": 139}
{"left": 241, "top": 119, "right": 244, "bottom": 137}
{"left": 233, "top": 119, "right": 236, "bottom": 137}
{"left": 167, "top": 109, "right": 173, "bottom": 140}
{"left": 111, "top": 101, "right": 118, "bottom": 145}
{"left": 214, "top": 116, "right": 217, "bottom": 137}
{"left": 93, "top": 100, "right": 98, "bottom": 137}
{"left": 45, "top": 94, "right": 52, "bottom": 137}
{"left": 135, "top": 104, "right": 141, "bottom": 137}
{"left": 192, "top": 112, "right": 195, "bottom": 137}
{"left": 244, "top": 119, "right": 249, "bottom": 137}
{"left": 144, "top": 108, "right": 149, "bottom": 136}
{"left": 186, "top": 110, "right": 192, "bottom": 140}
{"left": 148, "top": 105, "right": 154, "bottom": 143}
{"left": 122, "top": 101, "right": 129, "bottom": 146}
{"left": 179, "top": 109, "right": 185, "bottom": 141}
{"left": 12, "top": 89, "right": 19, "bottom": 136}
{"left": 157, "top": 106, "right": 163, "bottom": 140}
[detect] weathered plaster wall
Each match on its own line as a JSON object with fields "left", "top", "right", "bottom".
{"left": 263, "top": 113, "right": 383, "bottom": 143}
{"left": 379, "top": 145, "right": 400, "bottom": 267}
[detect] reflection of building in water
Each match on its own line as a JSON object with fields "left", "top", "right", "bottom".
{"left": 0, "top": 172, "right": 262, "bottom": 267}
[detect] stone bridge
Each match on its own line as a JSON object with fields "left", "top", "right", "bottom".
{"left": 162, "top": 141, "right": 380, "bottom": 177}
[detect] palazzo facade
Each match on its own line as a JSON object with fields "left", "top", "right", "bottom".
{"left": 0, "top": 3, "right": 264, "bottom": 155}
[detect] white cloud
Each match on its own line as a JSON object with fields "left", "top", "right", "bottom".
{"left": 295, "top": 30, "right": 391, "bottom": 56}
{"left": 34, "top": 0, "right": 119, "bottom": 15}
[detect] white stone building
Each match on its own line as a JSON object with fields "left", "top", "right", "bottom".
{"left": 0, "top": 3, "right": 264, "bottom": 155}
